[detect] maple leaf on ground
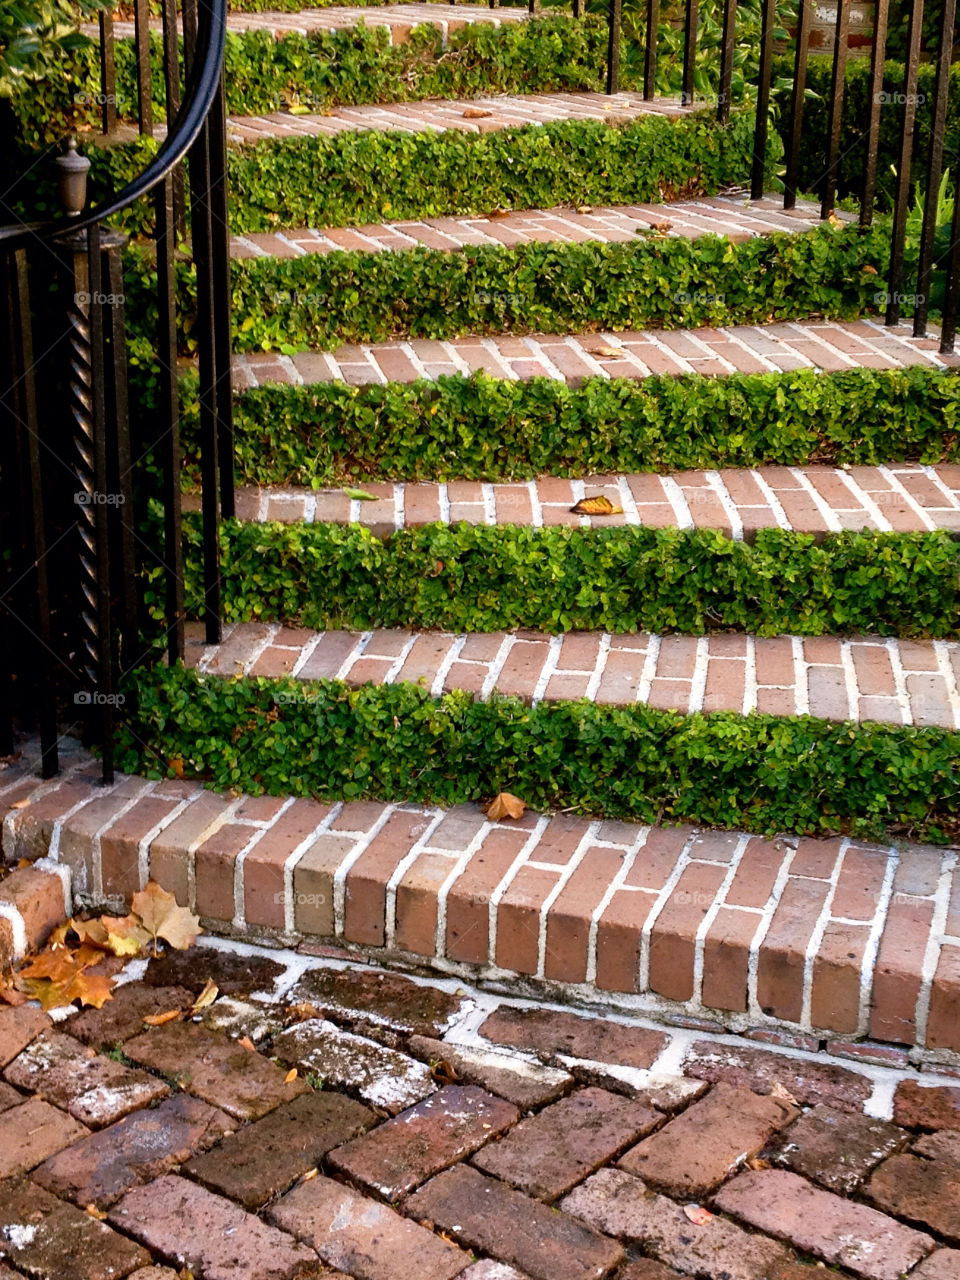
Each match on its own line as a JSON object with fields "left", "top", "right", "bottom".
{"left": 101, "top": 915, "right": 152, "bottom": 957}
{"left": 486, "top": 792, "right": 526, "bottom": 821}
{"left": 570, "top": 495, "right": 623, "bottom": 516}
{"left": 131, "top": 882, "right": 201, "bottom": 952}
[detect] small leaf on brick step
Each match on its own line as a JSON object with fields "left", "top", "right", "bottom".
{"left": 463, "top": 107, "right": 493, "bottom": 118}
{"left": 343, "top": 488, "right": 377, "bottom": 501}
{"left": 683, "top": 1204, "right": 713, "bottom": 1226}
{"left": 430, "top": 1057, "right": 459, "bottom": 1086}
{"left": 143, "top": 1008, "right": 181, "bottom": 1027}
{"left": 576, "top": 205, "right": 593, "bottom": 214}
{"left": 571, "top": 496, "right": 623, "bottom": 516}
{"left": 131, "top": 882, "right": 201, "bottom": 952}
{"left": 191, "top": 979, "right": 219, "bottom": 1013}
{"left": 486, "top": 792, "right": 526, "bottom": 821}
{"left": 589, "top": 346, "right": 624, "bottom": 359}
{"left": 285, "top": 1067, "right": 299, "bottom": 1084}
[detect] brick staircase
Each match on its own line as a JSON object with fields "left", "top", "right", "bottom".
{"left": 7, "top": 1, "right": 960, "bottom": 1071}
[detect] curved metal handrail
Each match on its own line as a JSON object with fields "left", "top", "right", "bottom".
{"left": 0, "top": 0, "right": 226, "bottom": 248}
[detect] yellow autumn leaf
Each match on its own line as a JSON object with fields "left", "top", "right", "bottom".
{"left": 131, "top": 882, "right": 201, "bottom": 952}
{"left": 570, "top": 495, "right": 623, "bottom": 516}
{"left": 191, "top": 979, "right": 220, "bottom": 1013}
{"left": 486, "top": 792, "right": 526, "bottom": 821}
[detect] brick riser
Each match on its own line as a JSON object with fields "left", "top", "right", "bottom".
{"left": 3, "top": 753, "right": 958, "bottom": 1063}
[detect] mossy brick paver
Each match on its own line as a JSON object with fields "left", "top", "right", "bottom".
{"left": 32, "top": 1094, "right": 236, "bottom": 1206}
{"left": 767, "top": 1104, "right": 907, "bottom": 1193}
{"left": 142, "top": 944, "right": 286, "bottom": 996}
{"left": 477, "top": 1005, "right": 667, "bottom": 1068}
{"left": 713, "top": 1168, "right": 935, "bottom": 1280}
{"left": 561, "top": 1167, "right": 790, "bottom": 1280}
{"left": 272, "top": 1017, "right": 436, "bottom": 1114}
{"left": 470, "top": 1086, "right": 659, "bottom": 1200}
{"left": 185, "top": 1089, "right": 375, "bottom": 1209}
{"left": 268, "top": 1173, "right": 470, "bottom": 1279}
{"left": 405, "top": 1164, "right": 625, "bottom": 1280}
{"left": 866, "top": 1154, "right": 960, "bottom": 1244}
{"left": 0, "top": 1005, "right": 50, "bottom": 1068}
{"left": 67, "top": 984, "right": 194, "bottom": 1047}
{"left": 681, "top": 1039, "right": 873, "bottom": 1111}
{"left": 4, "top": 1031, "right": 169, "bottom": 1128}
{"left": 291, "top": 965, "right": 469, "bottom": 1036}
{"left": 0, "top": 1176, "right": 150, "bottom": 1279}
{"left": 895, "top": 1081, "right": 960, "bottom": 1131}
{"left": 329, "top": 1084, "right": 518, "bottom": 1200}
{"left": 109, "top": 1175, "right": 316, "bottom": 1280}
{"left": 0, "top": 1098, "right": 89, "bottom": 1177}
{"left": 406, "top": 1034, "right": 573, "bottom": 1110}
{"left": 123, "top": 1021, "right": 306, "bottom": 1120}
{"left": 617, "top": 1081, "right": 796, "bottom": 1199}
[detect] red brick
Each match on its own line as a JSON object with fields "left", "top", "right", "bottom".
{"left": 0, "top": 1005, "right": 50, "bottom": 1068}
{"left": 478, "top": 1004, "right": 666, "bottom": 1068}
{"left": 404, "top": 1165, "right": 624, "bottom": 1280}
{"left": 927, "top": 944, "right": 960, "bottom": 1053}
{"left": 543, "top": 846, "right": 625, "bottom": 983}
{"left": 148, "top": 792, "right": 236, "bottom": 905}
{"left": 648, "top": 862, "right": 727, "bottom": 1001}
{"left": 292, "top": 965, "right": 466, "bottom": 1037}
{"left": 495, "top": 864, "right": 559, "bottom": 975}
{"left": 5, "top": 779, "right": 100, "bottom": 862}
{"left": 445, "top": 828, "right": 529, "bottom": 964}
{"left": 0, "top": 867, "right": 65, "bottom": 951}
{"left": 714, "top": 1168, "right": 934, "bottom": 1280}
{"left": 831, "top": 844, "right": 890, "bottom": 920}
{"left": 99, "top": 795, "right": 180, "bottom": 901}
{"left": 293, "top": 831, "right": 355, "bottom": 935}
{"left": 623, "top": 826, "right": 690, "bottom": 889}
{"left": 810, "top": 919, "right": 870, "bottom": 1033}
{"left": 395, "top": 850, "right": 455, "bottom": 956}
{"left": 619, "top": 1081, "right": 796, "bottom": 1197}
{"left": 472, "top": 1086, "right": 659, "bottom": 1200}
{"left": 757, "top": 876, "right": 831, "bottom": 1021}
{"left": 725, "top": 836, "right": 789, "bottom": 908}
{"left": 866, "top": 1152, "right": 960, "bottom": 1242}
{"left": 0, "top": 1098, "right": 88, "bottom": 1177}
{"left": 682, "top": 1040, "right": 873, "bottom": 1111}
{"left": 406, "top": 1035, "right": 572, "bottom": 1111}
{"left": 242, "top": 798, "right": 332, "bottom": 928}
{"left": 195, "top": 822, "right": 253, "bottom": 921}
{"left": 110, "top": 1175, "right": 314, "bottom": 1280}
{"left": 594, "top": 890, "right": 658, "bottom": 992}
{"left": 894, "top": 1081, "right": 960, "bottom": 1131}
{"left": 343, "top": 809, "right": 431, "bottom": 946}
{"left": 329, "top": 1084, "right": 517, "bottom": 1200}
{"left": 701, "top": 906, "right": 758, "bottom": 1012}
{"left": 768, "top": 1104, "right": 906, "bottom": 1194}
{"left": 269, "top": 1173, "right": 469, "bottom": 1279}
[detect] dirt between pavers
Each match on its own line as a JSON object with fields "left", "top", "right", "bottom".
{"left": 0, "top": 936, "right": 957, "bottom": 1280}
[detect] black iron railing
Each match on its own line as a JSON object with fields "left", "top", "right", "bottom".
{"left": 0, "top": 0, "right": 231, "bottom": 785}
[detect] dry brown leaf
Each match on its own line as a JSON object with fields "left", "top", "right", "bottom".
{"left": 284, "top": 1068, "right": 298, "bottom": 1083}
{"left": 15, "top": 858, "right": 31, "bottom": 869}
{"left": 143, "top": 1008, "right": 182, "bottom": 1027}
{"left": 238, "top": 1036, "right": 256, "bottom": 1052}
{"left": 862, "top": 264, "right": 878, "bottom": 274}
{"left": 70, "top": 918, "right": 110, "bottom": 949}
{"left": 827, "top": 212, "right": 843, "bottom": 227}
{"left": 131, "top": 881, "right": 201, "bottom": 952}
{"left": 85, "top": 1204, "right": 108, "bottom": 1221}
{"left": 0, "top": 983, "right": 29, "bottom": 1007}
{"left": 101, "top": 915, "right": 152, "bottom": 958}
{"left": 300, "top": 1167, "right": 318, "bottom": 1183}
{"left": 191, "top": 979, "right": 219, "bottom": 1013}
{"left": 485, "top": 792, "right": 525, "bottom": 821}
{"left": 683, "top": 1204, "right": 714, "bottom": 1226}
{"left": 463, "top": 107, "right": 493, "bottom": 118}
{"left": 169, "top": 757, "right": 185, "bottom": 779}
{"left": 570, "top": 495, "right": 623, "bottom": 516}
{"left": 288, "top": 1002, "right": 321, "bottom": 1024}
{"left": 590, "top": 345, "right": 624, "bottom": 359}
{"left": 747, "top": 1157, "right": 771, "bottom": 1170}
{"left": 430, "top": 1057, "right": 459, "bottom": 1086}
{"left": 19, "top": 948, "right": 85, "bottom": 984}
{"left": 575, "top": 205, "right": 593, "bottom": 214}
{"left": 769, "top": 1081, "right": 799, "bottom": 1107}
{"left": 486, "top": 208, "right": 511, "bottom": 219}
{"left": 10, "top": 799, "right": 30, "bottom": 810}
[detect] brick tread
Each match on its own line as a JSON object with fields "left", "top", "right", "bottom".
{"left": 4, "top": 746, "right": 960, "bottom": 1050}
{"left": 233, "top": 317, "right": 958, "bottom": 393}
{"left": 230, "top": 195, "right": 848, "bottom": 260}
{"left": 208, "top": 463, "right": 960, "bottom": 538}
{"left": 186, "top": 623, "right": 960, "bottom": 731}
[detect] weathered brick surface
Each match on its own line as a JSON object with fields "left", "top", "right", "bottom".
{"left": 911, "top": 1250, "right": 960, "bottom": 1279}
{"left": 273, "top": 1017, "right": 436, "bottom": 1113}
{"left": 0, "top": 866, "right": 65, "bottom": 950}
{"left": 123, "top": 1021, "right": 306, "bottom": 1120}
{"left": 0, "top": 1097, "right": 88, "bottom": 1177}
{"left": 186, "top": 1089, "right": 374, "bottom": 1208}
{"left": 405, "top": 1164, "right": 625, "bottom": 1280}
{"left": 714, "top": 1168, "right": 935, "bottom": 1280}
{"left": 406, "top": 1035, "right": 572, "bottom": 1110}
{"left": 768, "top": 1104, "right": 906, "bottom": 1193}
{"left": 5, "top": 1030, "right": 169, "bottom": 1128}
{"left": 618, "top": 1081, "right": 796, "bottom": 1197}
{"left": 561, "top": 1167, "right": 788, "bottom": 1280}
{"left": 269, "top": 1173, "right": 469, "bottom": 1279}
{"left": 682, "top": 1040, "right": 873, "bottom": 1111}
{"left": 142, "top": 944, "right": 286, "bottom": 996}
{"left": 292, "top": 964, "right": 467, "bottom": 1036}
{"left": 895, "top": 1082, "right": 960, "bottom": 1131}
{"left": 110, "top": 1175, "right": 315, "bottom": 1280}
{"left": 867, "top": 1153, "right": 960, "bottom": 1243}
{"left": 33, "top": 1093, "right": 236, "bottom": 1206}
{"left": 67, "top": 984, "right": 194, "bottom": 1046}
{"left": 0, "top": 1176, "right": 151, "bottom": 1279}
{"left": 0, "top": 1005, "right": 50, "bottom": 1068}
{"left": 478, "top": 1005, "right": 667, "bottom": 1068}
{"left": 472, "top": 1086, "right": 659, "bottom": 1199}
{"left": 330, "top": 1084, "right": 517, "bottom": 1199}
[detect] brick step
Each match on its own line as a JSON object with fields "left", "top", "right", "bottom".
{"left": 99, "top": 2, "right": 530, "bottom": 44}
{"left": 234, "top": 317, "right": 955, "bottom": 392}
{"left": 205, "top": 464, "right": 960, "bottom": 538}
{"left": 185, "top": 622, "right": 960, "bottom": 729}
{"left": 225, "top": 89, "right": 696, "bottom": 144}
{"left": 231, "top": 194, "right": 844, "bottom": 260}
{"left": 3, "top": 744, "right": 958, "bottom": 1054}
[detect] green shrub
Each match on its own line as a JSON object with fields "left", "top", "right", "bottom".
{"left": 115, "top": 663, "right": 960, "bottom": 841}
{"left": 186, "top": 519, "right": 960, "bottom": 638}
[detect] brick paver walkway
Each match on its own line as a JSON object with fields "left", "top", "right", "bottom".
{"left": 216, "top": 464, "right": 960, "bottom": 536}
{"left": 184, "top": 622, "right": 960, "bottom": 728}
{"left": 1, "top": 932, "right": 960, "bottom": 1280}
{"left": 234, "top": 317, "right": 956, "bottom": 391}
{"left": 226, "top": 89, "right": 690, "bottom": 143}
{"left": 230, "top": 195, "right": 847, "bottom": 259}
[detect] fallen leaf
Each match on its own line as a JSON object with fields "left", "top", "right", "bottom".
{"left": 10, "top": 799, "right": 30, "bottom": 810}
{"left": 862, "top": 264, "right": 878, "bottom": 274}
{"left": 589, "top": 345, "right": 624, "bottom": 359}
{"left": 16, "top": 859, "right": 31, "bottom": 869}
{"left": 343, "top": 488, "right": 377, "bottom": 501}
{"left": 651, "top": 220, "right": 673, "bottom": 232}
{"left": 143, "top": 1008, "right": 181, "bottom": 1027}
{"left": 101, "top": 915, "right": 152, "bottom": 957}
{"left": 575, "top": 205, "right": 593, "bottom": 214}
{"left": 287, "top": 104, "right": 311, "bottom": 115}
{"left": 747, "top": 1156, "right": 771, "bottom": 1170}
{"left": 571, "top": 495, "right": 623, "bottom": 516}
{"left": 70, "top": 918, "right": 110, "bottom": 948}
{"left": 683, "top": 1204, "right": 713, "bottom": 1226}
{"left": 285, "top": 1068, "right": 298, "bottom": 1083}
{"left": 191, "top": 979, "right": 220, "bottom": 1013}
{"left": 288, "top": 1002, "right": 321, "bottom": 1024}
{"left": 769, "top": 1081, "right": 799, "bottom": 1106}
{"left": 169, "top": 757, "right": 184, "bottom": 779}
{"left": 131, "top": 882, "right": 201, "bottom": 952}
{"left": 85, "top": 1204, "right": 108, "bottom": 1221}
{"left": 238, "top": 1036, "right": 256, "bottom": 1052}
{"left": 430, "top": 1057, "right": 459, "bottom": 1086}
{"left": 827, "top": 212, "right": 843, "bottom": 227}
{"left": 300, "top": 1167, "right": 318, "bottom": 1182}
{"left": 486, "top": 792, "right": 526, "bottom": 821}
{"left": 463, "top": 107, "right": 493, "bottom": 118}
{"left": 486, "top": 208, "right": 512, "bottom": 219}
